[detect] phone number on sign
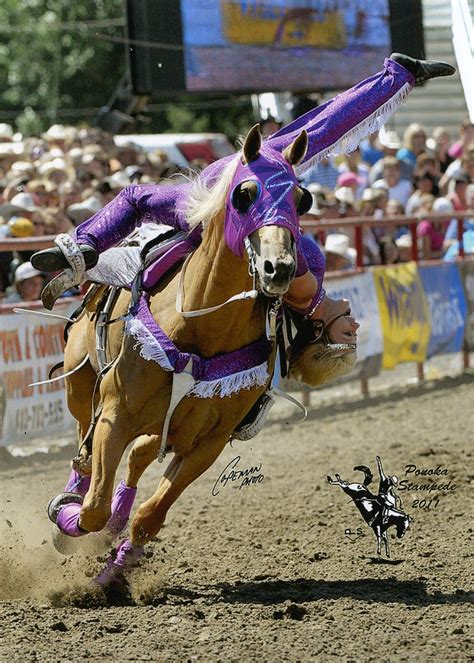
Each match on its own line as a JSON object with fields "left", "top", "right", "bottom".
{"left": 15, "top": 399, "right": 64, "bottom": 434}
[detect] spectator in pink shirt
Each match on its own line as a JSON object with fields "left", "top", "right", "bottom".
{"left": 417, "top": 194, "right": 448, "bottom": 260}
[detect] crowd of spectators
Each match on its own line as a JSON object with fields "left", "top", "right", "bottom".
{"left": 0, "top": 122, "right": 188, "bottom": 302}
{"left": 0, "top": 117, "right": 473, "bottom": 303}
{"left": 301, "top": 119, "right": 474, "bottom": 270}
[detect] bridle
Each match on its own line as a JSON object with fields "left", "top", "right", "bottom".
{"left": 175, "top": 235, "right": 285, "bottom": 320}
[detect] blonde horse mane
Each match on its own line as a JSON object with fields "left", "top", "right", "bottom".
{"left": 183, "top": 155, "right": 240, "bottom": 229}
{"left": 289, "top": 342, "right": 357, "bottom": 387}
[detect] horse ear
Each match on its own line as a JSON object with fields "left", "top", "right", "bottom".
{"left": 283, "top": 129, "right": 308, "bottom": 166}
{"left": 242, "top": 124, "right": 262, "bottom": 164}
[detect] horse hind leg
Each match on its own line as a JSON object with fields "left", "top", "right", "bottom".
{"left": 374, "top": 526, "right": 382, "bottom": 556}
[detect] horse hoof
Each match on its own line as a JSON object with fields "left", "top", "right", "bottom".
{"left": 71, "top": 455, "right": 92, "bottom": 476}
{"left": 51, "top": 526, "right": 82, "bottom": 556}
{"left": 48, "top": 492, "right": 83, "bottom": 524}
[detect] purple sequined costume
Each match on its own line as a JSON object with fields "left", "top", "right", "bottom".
{"left": 74, "top": 58, "right": 413, "bottom": 287}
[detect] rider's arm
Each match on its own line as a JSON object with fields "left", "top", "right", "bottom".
{"left": 284, "top": 269, "right": 317, "bottom": 311}
{"left": 284, "top": 235, "right": 325, "bottom": 316}
{"left": 376, "top": 456, "right": 387, "bottom": 481}
{"left": 74, "top": 183, "right": 191, "bottom": 254}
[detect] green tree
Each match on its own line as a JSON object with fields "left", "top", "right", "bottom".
{"left": 0, "top": 0, "right": 255, "bottom": 140}
{"left": 0, "top": 0, "right": 124, "bottom": 131}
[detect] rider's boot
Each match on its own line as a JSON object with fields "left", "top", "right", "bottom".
{"left": 105, "top": 481, "right": 137, "bottom": 537}
{"left": 31, "top": 234, "right": 99, "bottom": 308}
{"left": 31, "top": 234, "right": 99, "bottom": 274}
{"left": 93, "top": 538, "right": 144, "bottom": 587}
{"left": 390, "top": 53, "right": 455, "bottom": 84}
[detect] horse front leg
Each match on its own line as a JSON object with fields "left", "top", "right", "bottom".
{"left": 105, "top": 434, "right": 163, "bottom": 538}
{"left": 95, "top": 433, "right": 229, "bottom": 586}
{"left": 53, "top": 390, "right": 134, "bottom": 539}
{"left": 79, "top": 398, "right": 133, "bottom": 533}
{"left": 383, "top": 530, "right": 391, "bottom": 558}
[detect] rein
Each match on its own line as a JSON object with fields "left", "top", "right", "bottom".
{"left": 175, "top": 239, "right": 260, "bottom": 319}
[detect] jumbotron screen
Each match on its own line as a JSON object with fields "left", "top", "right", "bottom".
{"left": 182, "top": 0, "right": 392, "bottom": 92}
{"left": 126, "top": 0, "right": 424, "bottom": 95}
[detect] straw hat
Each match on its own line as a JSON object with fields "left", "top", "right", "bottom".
{"left": 66, "top": 195, "right": 102, "bottom": 224}
{"left": 324, "top": 233, "right": 356, "bottom": 260}
{"left": 379, "top": 130, "right": 402, "bottom": 150}
{"left": 0, "top": 192, "right": 39, "bottom": 218}
{"left": 334, "top": 186, "right": 355, "bottom": 205}
{"left": 14, "top": 262, "right": 43, "bottom": 283}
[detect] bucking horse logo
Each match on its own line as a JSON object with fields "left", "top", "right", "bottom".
{"left": 327, "top": 456, "right": 411, "bottom": 558}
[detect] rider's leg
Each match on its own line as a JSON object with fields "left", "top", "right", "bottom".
{"left": 31, "top": 184, "right": 185, "bottom": 275}
{"left": 269, "top": 55, "right": 454, "bottom": 172}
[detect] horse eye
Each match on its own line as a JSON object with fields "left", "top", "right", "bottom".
{"left": 296, "top": 187, "right": 313, "bottom": 215}
{"left": 231, "top": 181, "right": 261, "bottom": 213}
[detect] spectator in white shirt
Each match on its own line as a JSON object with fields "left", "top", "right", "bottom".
{"left": 373, "top": 157, "right": 413, "bottom": 208}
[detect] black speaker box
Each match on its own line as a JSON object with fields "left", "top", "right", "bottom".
{"left": 126, "top": 0, "right": 185, "bottom": 95}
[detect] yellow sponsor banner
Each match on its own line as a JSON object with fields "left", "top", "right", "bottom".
{"left": 373, "top": 262, "right": 431, "bottom": 369}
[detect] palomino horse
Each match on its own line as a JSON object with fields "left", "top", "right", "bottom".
{"left": 53, "top": 126, "right": 321, "bottom": 581}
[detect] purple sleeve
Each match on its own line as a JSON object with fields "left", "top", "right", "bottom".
{"left": 74, "top": 183, "right": 191, "bottom": 253}
{"left": 300, "top": 235, "right": 326, "bottom": 290}
{"left": 267, "top": 58, "right": 415, "bottom": 177}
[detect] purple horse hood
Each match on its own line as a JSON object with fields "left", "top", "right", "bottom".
{"left": 224, "top": 145, "right": 301, "bottom": 257}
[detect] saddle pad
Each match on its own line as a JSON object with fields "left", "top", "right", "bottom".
{"left": 142, "top": 239, "right": 194, "bottom": 291}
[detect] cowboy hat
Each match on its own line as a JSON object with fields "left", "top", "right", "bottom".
{"left": 324, "top": 233, "right": 356, "bottom": 260}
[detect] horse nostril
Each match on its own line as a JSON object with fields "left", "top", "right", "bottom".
{"left": 264, "top": 260, "right": 275, "bottom": 275}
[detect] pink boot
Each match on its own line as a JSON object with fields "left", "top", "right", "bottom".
{"left": 64, "top": 468, "right": 91, "bottom": 497}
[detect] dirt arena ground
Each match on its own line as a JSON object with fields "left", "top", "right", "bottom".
{"left": 0, "top": 371, "right": 473, "bottom": 662}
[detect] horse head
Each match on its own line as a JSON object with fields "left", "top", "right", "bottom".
{"left": 225, "top": 124, "right": 312, "bottom": 295}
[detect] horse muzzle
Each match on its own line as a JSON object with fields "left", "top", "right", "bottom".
{"left": 259, "top": 254, "right": 296, "bottom": 295}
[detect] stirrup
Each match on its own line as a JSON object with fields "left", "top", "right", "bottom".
{"left": 47, "top": 491, "right": 83, "bottom": 524}
{"left": 40, "top": 270, "right": 80, "bottom": 310}
{"left": 234, "top": 390, "right": 275, "bottom": 441}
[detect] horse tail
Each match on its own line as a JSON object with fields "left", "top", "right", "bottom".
{"left": 353, "top": 465, "right": 373, "bottom": 487}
